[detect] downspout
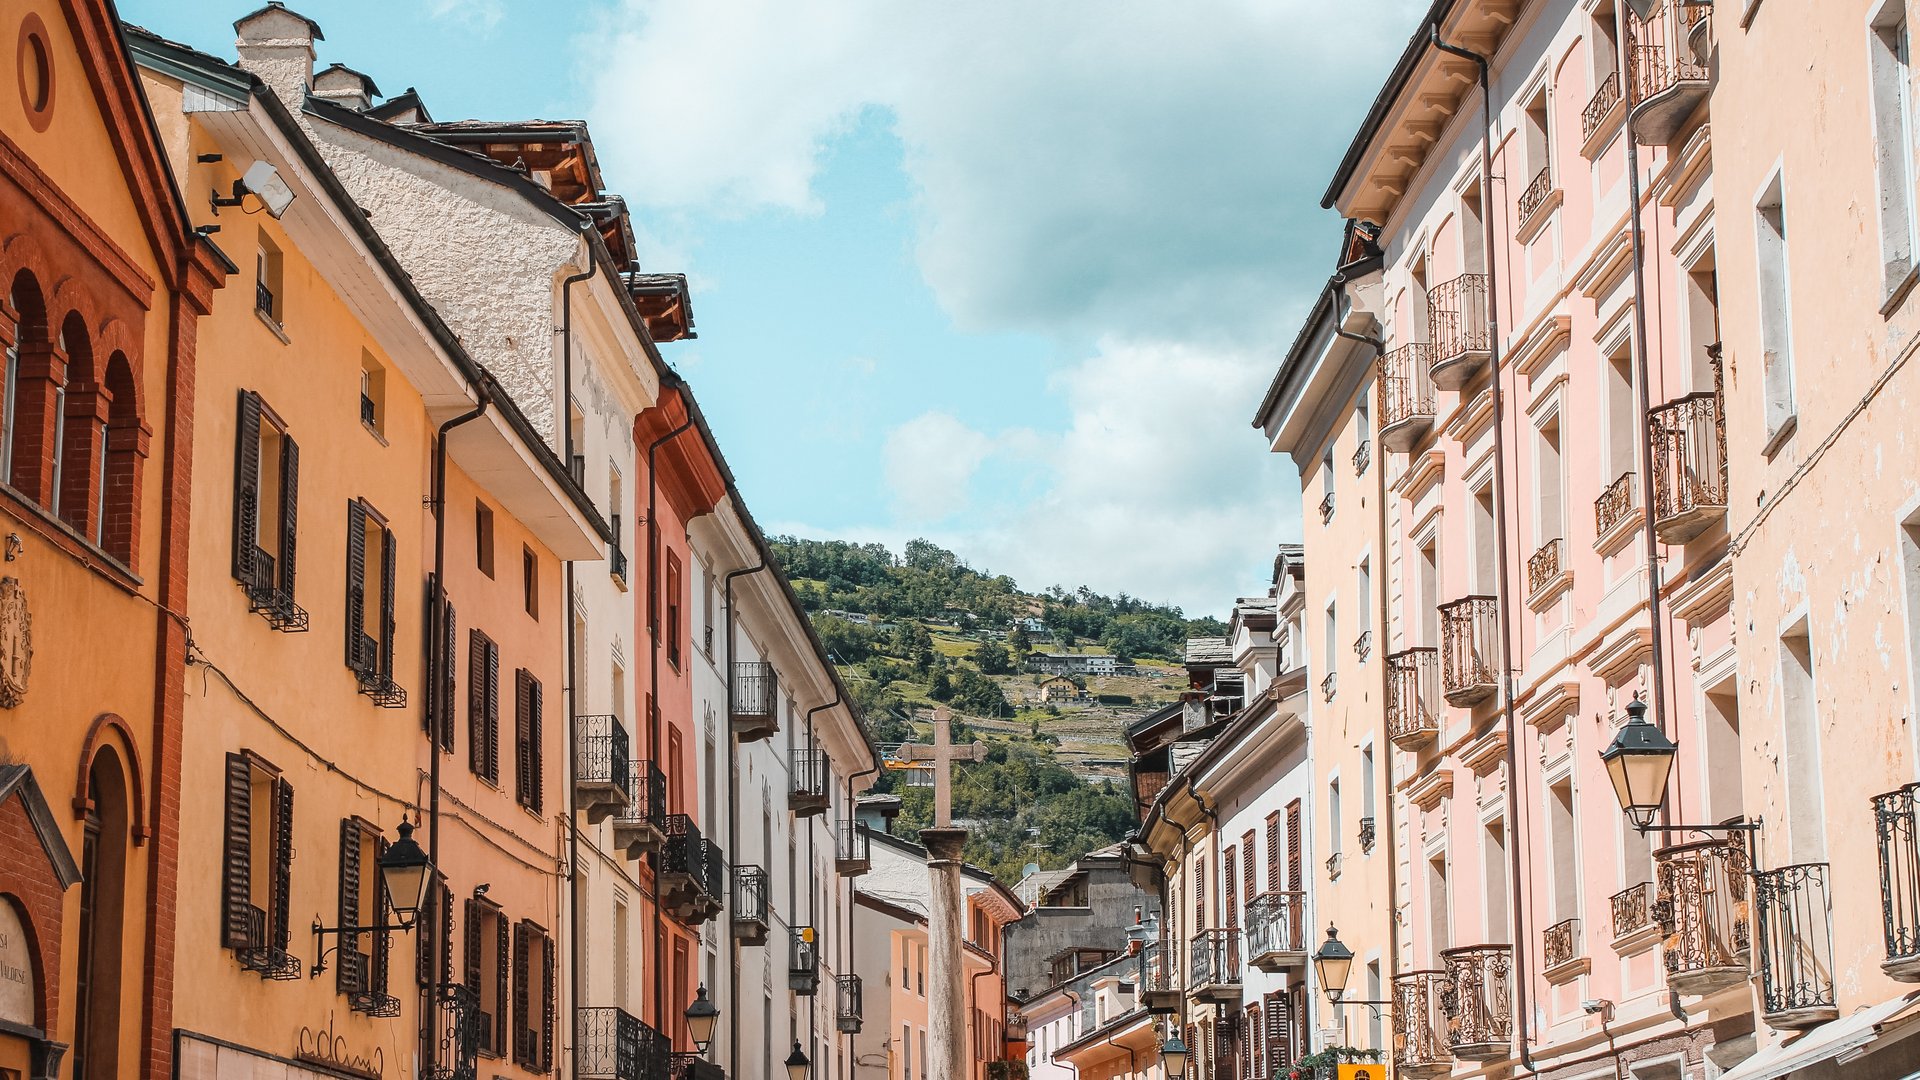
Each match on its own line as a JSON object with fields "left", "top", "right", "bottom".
{"left": 1428, "top": 27, "right": 1541, "bottom": 1076}
{"left": 845, "top": 752, "right": 882, "bottom": 1066}
{"left": 644, "top": 413, "right": 695, "bottom": 1042}
{"left": 558, "top": 235, "right": 596, "bottom": 1073}
{"left": 971, "top": 951, "right": 999, "bottom": 1077}
{"left": 800, "top": 692, "right": 840, "bottom": 1063}
{"left": 722, "top": 556, "right": 771, "bottom": 1074}
{"left": 1330, "top": 273, "right": 1406, "bottom": 1003}
{"left": 1187, "top": 790, "right": 1222, "bottom": 1061}
{"left": 1102, "top": 1028, "right": 1137, "bottom": 1080}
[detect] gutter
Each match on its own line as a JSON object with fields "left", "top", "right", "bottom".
{"left": 1321, "top": 0, "right": 1464, "bottom": 210}
{"left": 722, "top": 555, "right": 770, "bottom": 1077}
{"left": 558, "top": 239, "right": 596, "bottom": 1075}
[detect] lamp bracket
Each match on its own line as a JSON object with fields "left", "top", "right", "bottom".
{"left": 1633, "top": 820, "right": 1762, "bottom": 836}
{"left": 309, "top": 916, "right": 416, "bottom": 978}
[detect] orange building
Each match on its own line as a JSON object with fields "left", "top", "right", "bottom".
{"left": 0, "top": 3, "right": 227, "bottom": 1078}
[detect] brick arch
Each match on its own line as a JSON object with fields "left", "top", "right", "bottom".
{"left": 0, "top": 892, "right": 51, "bottom": 1031}
{"left": 0, "top": 232, "right": 56, "bottom": 321}
{"left": 72, "top": 712, "right": 146, "bottom": 844}
{"left": 101, "top": 351, "right": 143, "bottom": 566}
{"left": 4, "top": 264, "right": 48, "bottom": 343}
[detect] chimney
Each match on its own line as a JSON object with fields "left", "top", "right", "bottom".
{"left": 233, "top": 2, "right": 323, "bottom": 108}
{"left": 312, "top": 63, "right": 380, "bottom": 113}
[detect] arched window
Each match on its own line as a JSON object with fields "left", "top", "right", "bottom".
{"left": 101, "top": 353, "right": 141, "bottom": 567}
{"left": 73, "top": 746, "right": 130, "bottom": 1080}
{"left": 4, "top": 271, "right": 46, "bottom": 488}
{"left": 57, "top": 311, "right": 104, "bottom": 539}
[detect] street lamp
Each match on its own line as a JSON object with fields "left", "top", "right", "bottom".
{"left": 378, "top": 819, "right": 432, "bottom": 926}
{"left": 784, "top": 1041, "right": 811, "bottom": 1080}
{"left": 685, "top": 984, "right": 719, "bottom": 1055}
{"left": 1313, "top": 925, "right": 1355, "bottom": 1003}
{"left": 1158, "top": 1032, "right": 1188, "bottom": 1076}
{"left": 1599, "top": 698, "right": 1761, "bottom": 837}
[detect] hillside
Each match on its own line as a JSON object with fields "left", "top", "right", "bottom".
{"left": 770, "top": 536, "right": 1220, "bottom": 882}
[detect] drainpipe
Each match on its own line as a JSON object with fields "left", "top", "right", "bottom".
{"left": 722, "top": 555, "right": 770, "bottom": 1072}
{"left": 1102, "top": 1027, "right": 1138, "bottom": 1080}
{"left": 845, "top": 747, "right": 883, "bottom": 1065}
{"left": 799, "top": 692, "right": 840, "bottom": 1062}
{"left": 644, "top": 413, "right": 695, "bottom": 1043}
{"left": 558, "top": 234, "right": 595, "bottom": 1071}
{"left": 971, "top": 951, "right": 999, "bottom": 1078}
{"left": 1427, "top": 26, "right": 1541, "bottom": 1076}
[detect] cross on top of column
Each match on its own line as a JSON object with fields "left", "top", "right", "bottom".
{"left": 897, "top": 707, "right": 987, "bottom": 828}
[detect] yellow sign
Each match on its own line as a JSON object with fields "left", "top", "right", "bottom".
{"left": 1337, "top": 1066, "right": 1385, "bottom": 1080}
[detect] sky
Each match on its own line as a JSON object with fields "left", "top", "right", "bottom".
{"left": 120, "top": 0, "right": 1419, "bottom": 617}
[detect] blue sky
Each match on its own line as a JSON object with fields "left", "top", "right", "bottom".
{"left": 121, "top": 0, "right": 1415, "bottom": 616}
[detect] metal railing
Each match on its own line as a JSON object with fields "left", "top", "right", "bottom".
{"left": 1321, "top": 671, "right": 1337, "bottom": 701}
{"left": 1440, "top": 944, "right": 1512, "bottom": 1060}
{"left": 360, "top": 394, "right": 377, "bottom": 427}
{"left": 836, "top": 819, "right": 871, "bottom": 871}
{"left": 1394, "top": 970, "right": 1452, "bottom": 1077}
{"left": 836, "top": 974, "right": 865, "bottom": 1033}
{"left": 575, "top": 715, "right": 631, "bottom": 796}
{"left": 1875, "top": 783, "right": 1920, "bottom": 979}
{"left": 661, "top": 814, "right": 725, "bottom": 907}
{"left": 1359, "top": 816, "right": 1377, "bottom": 853}
{"left": 1439, "top": 596, "right": 1498, "bottom": 704}
{"left": 1527, "top": 538, "right": 1564, "bottom": 596}
{"left": 1649, "top": 375, "right": 1727, "bottom": 539}
{"left": 1387, "top": 648, "right": 1441, "bottom": 749}
{"left": 1627, "top": 1, "right": 1711, "bottom": 107}
{"left": 1188, "top": 928, "right": 1241, "bottom": 989}
{"left": 1352, "top": 439, "right": 1371, "bottom": 476}
{"left": 733, "top": 864, "right": 769, "bottom": 926}
{"left": 1753, "top": 862, "right": 1837, "bottom": 1027}
{"left": 578, "top": 1007, "right": 670, "bottom": 1080}
{"left": 790, "top": 927, "right": 821, "bottom": 995}
{"left": 1517, "top": 166, "right": 1554, "bottom": 224}
{"left": 1378, "top": 342, "right": 1436, "bottom": 450}
{"left": 1543, "top": 918, "right": 1578, "bottom": 970}
{"left": 1428, "top": 273, "right": 1492, "bottom": 372}
{"left": 1583, "top": 70, "right": 1622, "bottom": 140}
{"left": 236, "top": 903, "right": 300, "bottom": 979}
{"left": 256, "top": 279, "right": 275, "bottom": 317}
{"left": 1318, "top": 489, "right": 1336, "bottom": 524}
{"left": 791, "top": 748, "right": 830, "bottom": 810}
{"left": 1244, "top": 891, "right": 1307, "bottom": 964}
{"left": 1354, "top": 629, "right": 1372, "bottom": 662}
{"left": 610, "top": 514, "right": 628, "bottom": 584}
{"left": 426, "top": 984, "right": 481, "bottom": 1080}
{"left": 1595, "top": 470, "right": 1638, "bottom": 537}
{"left": 732, "top": 662, "right": 778, "bottom": 720}
{"left": 616, "top": 761, "right": 666, "bottom": 829}
{"left": 1611, "top": 881, "right": 1653, "bottom": 939}
{"left": 1654, "top": 838, "right": 1750, "bottom": 994}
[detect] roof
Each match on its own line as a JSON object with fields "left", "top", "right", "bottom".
{"left": 1252, "top": 219, "right": 1384, "bottom": 432}
{"left": 364, "top": 87, "right": 430, "bottom": 124}
{"left": 233, "top": 1, "right": 324, "bottom": 40}
{"left": 1319, "top": 0, "right": 1458, "bottom": 210}
{"left": 0, "top": 766, "right": 82, "bottom": 889}
{"left": 1184, "top": 637, "right": 1232, "bottom": 666}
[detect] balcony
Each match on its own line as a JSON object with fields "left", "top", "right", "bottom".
{"left": 1627, "top": 1, "right": 1713, "bottom": 146}
{"left": 1543, "top": 918, "right": 1579, "bottom": 972}
{"left": 731, "top": 662, "right": 779, "bottom": 742}
{"left": 1318, "top": 489, "right": 1335, "bottom": 524}
{"left": 790, "top": 927, "right": 821, "bottom": 995}
{"left": 1874, "top": 783, "right": 1920, "bottom": 980}
{"left": 1352, "top": 439, "right": 1371, "bottom": 476}
{"left": 1353, "top": 630, "right": 1372, "bottom": 663}
{"left": 1439, "top": 596, "right": 1498, "bottom": 706}
{"left": 1753, "top": 862, "right": 1838, "bottom": 1029}
{"left": 836, "top": 974, "right": 865, "bottom": 1034}
{"left": 1359, "top": 816, "right": 1377, "bottom": 853}
{"left": 733, "top": 864, "right": 770, "bottom": 945}
{"left": 1378, "top": 342, "right": 1436, "bottom": 451}
{"left": 235, "top": 903, "right": 300, "bottom": 980}
{"left": 610, "top": 514, "right": 628, "bottom": 587}
{"left": 426, "top": 985, "right": 482, "bottom": 1080}
{"left": 1387, "top": 648, "right": 1441, "bottom": 749}
{"left": 612, "top": 760, "right": 667, "bottom": 860}
{"left": 1321, "top": 670, "right": 1337, "bottom": 702}
{"left": 1187, "top": 928, "right": 1241, "bottom": 1003}
{"left": 657, "top": 814, "right": 724, "bottom": 925}
{"left": 836, "top": 819, "right": 871, "bottom": 876}
{"left": 241, "top": 546, "right": 308, "bottom": 631}
{"left": 1426, "top": 273, "right": 1491, "bottom": 390}
{"left": 1244, "top": 891, "right": 1307, "bottom": 972}
{"left": 1142, "top": 945, "right": 1179, "bottom": 1014}
{"left": 1595, "top": 470, "right": 1639, "bottom": 539}
{"left": 1653, "top": 838, "right": 1750, "bottom": 996}
{"left": 1527, "top": 538, "right": 1565, "bottom": 600}
{"left": 1649, "top": 377, "right": 1727, "bottom": 544}
{"left": 577, "top": 1007, "right": 670, "bottom": 1080}
{"left": 1516, "top": 167, "right": 1554, "bottom": 229}
{"left": 1612, "top": 881, "right": 1654, "bottom": 941}
{"left": 1582, "top": 70, "right": 1622, "bottom": 143}
{"left": 574, "top": 715, "right": 633, "bottom": 825}
{"left": 1393, "top": 970, "right": 1452, "bottom": 1079}
{"left": 1439, "top": 944, "right": 1512, "bottom": 1062}
{"left": 671, "top": 1053, "right": 724, "bottom": 1080}
{"left": 790, "top": 748, "right": 830, "bottom": 817}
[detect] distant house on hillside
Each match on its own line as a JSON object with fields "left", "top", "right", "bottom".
{"left": 1012, "top": 616, "right": 1053, "bottom": 641}
{"left": 821, "top": 608, "right": 870, "bottom": 626}
{"left": 1034, "top": 676, "right": 1092, "bottom": 705}
{"left": 1026, "top": 652, "right": 1121, "bottom": 677}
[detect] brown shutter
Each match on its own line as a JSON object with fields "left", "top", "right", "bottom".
{"left": 440, "top": 600, "right": 457, "bottom": 752}
{"left": 1265, "top": 991, "right": 1288, "bottom": 1071}
{"left": 1286, "top": 800, "right": 1303, "bottom": 891}
{"left": 418, "top": 874, "right": 438, "bottom": 989}
{"left": 271, "top": 776, "right": 294, "bottom": 950}
{"left": 345, "top": 501, "right": 368, "bottom": 669}
{"left": 463, "top": 898, "right": 483, "bottom": 991}
{"left": 371, "top": 834, "right": 391, "bottom": 998}
{"left": 1194, "top": 854, "right": 1205, "bottom": 929}
{"left": 1265, "top": 812, "right": 1281, "bottom": 894}
{"left": 278, "top": 434, "right": 298, "bottom": 596}
{"left": 468, "top": 629, "right": 489, "bottom": 776}
{"left": 512, "top": 919, "right": 531, "bottom": 1064}
{"left": 494, "top": 911, "right": 510, "bottom": 1056}
{"left": 221, "top": 753, "right": 253, "bottom": 949}
{"left": 1242, "top": 830, "right": 1258, "bottom": 901}
{"left": 1249, "top": 1004, "right": 1263, "bottom": 1080}
{"left": 484, "top": 639, "right": 500, "bottom": 783}
{"left": 379, "top": 525, "right": 397, "bottom": 679}
{"left": 337, "top": 819, "right": 362, "bottom": 994}
{"left": 540, "top": 929, "right": 556, "bottom": 1072}
{"left": 1224, "top": 845, "right": 1238, "bottom": 928}
{"left": 233, "top": 391, "right": 261, "bottom": 582}
{"left": 438, "top": 881, "right": 453, "bottom": 985}
{"left": 528, "top": 676, "right": 543, "bottom": 814}
{"left": 515, "top": 669, "right": 534, "bottom": 807}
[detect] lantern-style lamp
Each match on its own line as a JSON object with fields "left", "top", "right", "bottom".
{"left": 785, "top": 1041, "right": 811, "bottom": 1080}
{"left": 377, "top": 820, "right": 433, "bottom": 926}
{"left": 686, "top": 985, "right": 720, "bottom": 1054}
{"left": 1159, "top": 1032, "right": 1189, "bottom": 1076}
{"left": 1600, "top": 698, "right": 1678, "bottom": 830}
{"left": 1313, "top": 925, "right": 1356, "bottom": 1003}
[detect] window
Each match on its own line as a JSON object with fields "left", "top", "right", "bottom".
{"left": 1323, "top": 600, "right": 1337, "bottom": 687}
{"left": 220, "top": 752, "right": 293, "bottom": 970}
{"left": 1872, "top": 0, "right": 1919, "bottom": 296}
{"left": 666, "top": 551, "right": 683, "bottom": 669}
{"left": 1683, "top": 253, "right": 1722, "bottom": 391}
{"left": 1536, "top": 416, "right": 1564, "bottom": 546}
{"left": 1327, "top": 779, "right": 1343, "bottom": 860}
{"left": 1604, "top": 343, "right": 1637, "bottom": 483}
{"left": 514, "top": 668, "right": 545, "bottom": 812}
{"left": 523, "top": 545, "right": 539, "bottom": 620}
{"left": 1780, "top": 623, "right": 1825, "bottom": 860}
{"left": 337, "top": 818, "right": 394, "bottom": 1013}
{"left": 1265, "top": 812, "right": 1281, "bottom": 892}
{"left": 359, "top": 351, "right": 385, "bottom": 437}
{"left": 2, "top": 287, "right": 20, "bottom": 482}
{"left": 417, "top": 878, "right": 452, "bottom": 992}
{"left": 1548, "top": 781, "right": 1578, "bottom": 922}
{"left": 702, "top": 562, "right": 716, "bottom": 656}
{"left": 430, "top": 586, "right": 457, "bottom": 753}
{"left": 1361, "top": 744, "right": 1377, "bottom": 837}
{"left": 1367, "top": 961, "right": 1384, "bottom": 1051}
{"left": 1223, "top": 844, "right": 1239, "bottom": 928}
{"left": 464, "top": 897, "right": 509, "bottom": 1057}
{"left": 1471, "top": 485, "right": 1496, "bottom": 593}
{"left": 902, "top": 1025, "right": 912, "bottom": 1080}
{"left": 475, "top": 500, "right": 495, "bottom": 578}
{"left": 1356, "top": 559, "right": 1371, "bottom": 644}
{"left": 1591, "top": 2, "right": 1620, "bottom": 86}
{"left": 1483, "top": 818, "right": 1509, "bottom": 939}
{"left": 345, "top": 500, "right": 401, "bottom": 702}
{"left": 469, "top": 629, "right": 500, "bottom": 783}
{"left": 232, "top": 390, "right": 301, "bottom": 621}
{"left": 1756, "top": 171, "right": 1796, "bottom": 443}
{"left": 1193, "top": 854, "right": 1206, "bottom": 929}
{"left": 1461, "top": 179, "right": 1487, "bottom": 274}
{"left": 256, "top": 233, "right": 283, "bottom": 326}
{"left": 1522, "top": 85, "right": 1551, "bottom": 190}
{"left": 1241, "top": 829, "right": 1257, "bottom": 910}
{"left": 1418, "top": 540, "right": 1440, "bottom": 646}
{"left": 512, "top": 919, "right": 556, "bottom": 1071}
{"left": 1427, "top": 853, "right": 1450, "bottom": 962}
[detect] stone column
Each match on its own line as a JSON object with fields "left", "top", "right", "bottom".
{"left": 921, "top": 826, "right": 969, "bottom": 1080}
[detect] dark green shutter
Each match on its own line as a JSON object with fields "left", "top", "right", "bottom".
{"left": 233, "top": 391, "right": 262, "bottom": 582}
{"left": 271, "top": 776, "right": 293, "bottom": 950}
{"left": 278, "top": 434, "right": 298, "bottom": 596}
{"left": 345, "top": 501, "right": 368, "bottom": 669}
{"left": 379, "top": 525, "right": 397, "bottom": 679}
{"left": 221, "top": 752, "right": 253, "bottom": 949}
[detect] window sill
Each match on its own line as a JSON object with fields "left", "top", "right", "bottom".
{"left": 1515, "top": 189, "right": 1564, "bottom": 245}
{"left": 0, "top": 481, "right": 142, "bottom": 592}
{"left": 255, "top": 307, "right": 290, "bottom": 345}
{"left": 1882, "top": 263, "right": 1920, "bottom": 318}
{"left": 361, "top": 419, "right": 388, "bottom": 446}
{"left": 1762, "top": 414, "right": 1798, "bottom": 460}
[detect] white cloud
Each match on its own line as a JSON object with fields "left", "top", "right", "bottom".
{"left": 427, "top": 0, "right": 504, "bottom": 31}
{"left": 882, "top": 411, "right": 996, "bottom": 522}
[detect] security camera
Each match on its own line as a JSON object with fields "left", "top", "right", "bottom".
{"left": 1582, "top": 999, "right": 1614, "bottom": 1018}
{"left": 210, "top": 160, "right": 296, "bottom": 219}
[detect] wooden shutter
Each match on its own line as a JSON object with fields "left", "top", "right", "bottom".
{"left": 495, "top": 913, "right": 510, "bottom": 1056}
{"left": 527, "top": 676, "right": 543, "bottom": 814}
{"left": 1193, "top": 855, "right": 1205, "bottom": 929}
{"left": 515, "top": 669, "right": 534, "bottom": 807}
{"left": 469, "top": 629, "right": 490, "bottom": 776}
{"left": 484, "top": 640, "right": 500, "bottom": 782}
{"left": 1265, "top": 812, "right": 1281, "bottom": 893}
{"left": 1224, "top": 846, "right": 1238, "bottom": 928}
{"left": 540, "top": 928, "right": 556, "bottom": 1072}
{"left": 379, "top": 524, "right": 397, "bottom": 679}
{"left": 337, "top": 818, "right": 362, "bottom": 994}
{"left": 462, "top": 899, "right": 483, "bottom": 992}
{"left": 271, "top": 776, "right": 294, "bottom": 950}
{"left": 512, "top": 919, "right": 531, "bottom": 1064}
{"left": 1286, "top": 800, "right": 1303, "bottom": 891}
{"left": 1242, "top": 830, "right": 1258, "bottom": 901}
{"left": 278, "top": 434, "right": 298, "bottom": 595}
{"left": 345, "top": 500, "right": 368, "bottom": 669}
{"left": 1265, "top": 991, "right": 1289, "bottom": 1071}
{"left": 418, "top": 875, "right": 438, "bottom": 989}
{"left": 440, "top": 600, "right": 457, "bottom": 751}
{"left": 370, "top": 835, "right": 391, "bottom": 998}
{"left": 1249, "top": 1004, "right": 1263, "bottom": 1080}
{"left": 221, "top": 753, "right": 253, "bottom": 949}
{"left": 233, "top": 390, "right": 262, "bottom": 582}
{"left": 438, "top": 881, "right": 453, "bottom": 985}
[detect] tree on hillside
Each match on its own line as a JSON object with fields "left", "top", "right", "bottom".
{"left": 952, "top": 668, "right": 1008, "bottom": 717}
{"left": 929, "top": 667, "right": 954, "bottom": 701}
{"left": 974, "top": 639, "right": 1012, "bottom": 674}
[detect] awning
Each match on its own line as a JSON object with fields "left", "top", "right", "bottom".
{"left": 1716, "top": 992, "right": 1920, "bottom": 1080}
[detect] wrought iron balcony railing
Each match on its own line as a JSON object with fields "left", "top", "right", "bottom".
{"left": 790, "top": 927, "right": 821, "bottom": 995}
{"left": 1654, "top": 837, "right": 1750, "bottom": 996}
{"left": 791, "top": 748, "right": 831, "bottom": 817}
{"left": 1319, "top": 489, "right": 1336, "bottom": 524}
{"left": 1527, "top": 538, "right": 1564, "bottom": 598}
{"left": 235, "top": 902, "right": 300, "bottom": 980}
{"left": 574, "top": 715, "right": 632, "bottom": 824}
{"left": 1244, "top": 891, "right": 1307, "bottom": 972}
{"left": 1875, "top": 783, "right": 1920, "bottom": 980}
{"left": 657, "top": 814, "right": 724, "bottom": 925}
{"left": 1649, "top": 367, "right": 1727, "bottom": 544}
{"left": 1321, "top": 670, "right": 1337, "bottom": 701}
{"left": 1439, "top": 596, "right": 1499, "bottom": 706}
{"left": 836, "top": 819, "right": 872, "bottom": 876}
{"left": 1427, "top": 273, "right": 1492, "bottom": 389}
{"left": 1582, "top": 70, "right": 1622, "bottom": 141}
{"left": 1543, "top": 918, "right": 1578, "bottom": 971}
{"left": 613, "top": 760, "right": 667, "bottom": 860}
{"left": 1440, "top": 944, "right": 1512, "bottom": 1061}
{"left": 1387, "top": 647, "right": 1441, "bottom": 749}
{"left": 241, "top": 546, "right": 308, "bottom": 631}
{"left": 1359, "top": 815, "right": 1377, "bottom": 853}
{"left": 610, "top": 514, "right": 628, "bottom": 585}
{"left": 836, "top": 974, "right": 865, "bottom": 1033}
{"left": 1354, "top": 629, "right": 1372, "bottom": 663}
{"left": 256, "top": 279, "right": 275, "bottom": 317}
{"left": 731, "top": 661, "right": 779, "bottom": 741}
{"left": 1517, "top": 166, "right": 1554, "bottom": 226}
{"left": 1753, "top": 862, "right": 1838, "bottom": 1029}
{"left": 1626, "top": 0, "right": 1713, "bottom": 145}
{"left": 1378, "top": 342, "right": 1436, "bottom": 452}
{"left": 1394, "top": 969, "right": 1452, "bottom": 1079}
{"left": 1188, "top": 928, "right": 1241, "bottom": 998}
{"left": 1612, "top": 881, "right": 1653, "bottom": 940}
{"left": 733, "top": 864, "right": 769, "bottom": 945}
{"left": 426, "top": 984, "right": 481, "bottom": 1080}
{"left": 1595, "top": 470, "right": 1638, "bottom": 538}
{"left": 1352, "top": 439, "right": 1371, "bottom": 476}
{"left": 577, "top": 1006, "right": 670, "bottom": 1080}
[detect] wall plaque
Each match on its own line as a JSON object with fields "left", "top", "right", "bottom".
{"left": 0, "top": 901, "right": 35, "bottom": 1026}
{"left": 0, "top": 577, "right": 31, "bottom": 708}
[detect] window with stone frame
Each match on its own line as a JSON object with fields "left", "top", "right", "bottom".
{"left": 220, "top": 751, "right": 295, "bottom": 977}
